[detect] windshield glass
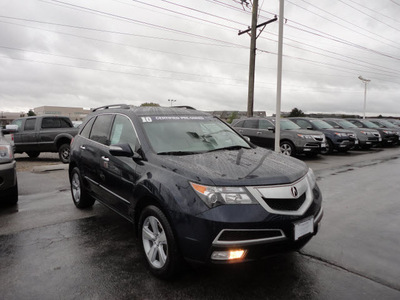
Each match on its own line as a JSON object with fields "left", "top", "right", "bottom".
{"left": 310, "top": 119, "right": 333, "bottom": 129}
{"left": 336, "top": 120, "right": 358, "bottom": 129}
{"left": 374, "top": 120, "right": 396, "bottom": 127}
{"left": 361, "top": 121, "right": 380, "bottom": 128}
{"left": 280, "top": 119, "right": 301, "bottom": 130}
{"left": 141, "top": 116, "right": 250, "bottom": 154}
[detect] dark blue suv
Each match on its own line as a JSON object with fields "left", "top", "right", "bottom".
{"left": 69, "top": 105, "right": 323, "bottom": 278}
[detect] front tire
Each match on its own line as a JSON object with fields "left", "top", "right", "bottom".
{"left": 280, "top": 141, "right": 295, "bottom": 156}
{"left": 70, "top": 167, "right": 95, "bottom": 208}
{"left": 321, "top": 139, "right": 334, "bottom": 154}
{"left": 4, "top": 182, "right": 18, "bottom": 205}
{"left": 59, "top": 143, "right": 71, "bottom": 164}
{"left": 138, "top": 205, "right": 182, "bottom": 279}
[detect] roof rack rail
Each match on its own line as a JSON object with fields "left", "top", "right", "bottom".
{"left": 92, "top": 104, "right": 130, "bottom": 112}
{"left": 172, "top": 105, "right": 196, "bottom": 110}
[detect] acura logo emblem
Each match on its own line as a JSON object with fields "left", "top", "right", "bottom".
{"left": 291, "top": 186, "right": 298, "bottom": 198}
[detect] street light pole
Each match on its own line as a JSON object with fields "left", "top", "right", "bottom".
{"left": 358, "top": 76, "right": 371, "bottom": 119}
{"left": 168, "top": 99, "right": 176, "bottom": 107}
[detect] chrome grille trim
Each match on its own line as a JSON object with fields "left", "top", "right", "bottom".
{"left": 247, "top": 174, "right": 314, "bottom": 216}
{"left": 212, "top": 229, "right": 286, "bottom": 246}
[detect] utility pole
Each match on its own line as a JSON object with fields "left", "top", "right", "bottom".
{"left": 247, "top": 0, "right": 258, "bottom": 117}
{"left": 274, "top": 0, "right": 284, "bottom": 153}
{"left": 239, "top": 1, "right": 277, "bottom": 117}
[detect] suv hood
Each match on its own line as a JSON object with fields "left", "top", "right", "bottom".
{"left": 288, "top": 129, "right": 323, "bottom": 135}
{"left": 325, "top": 128, "right": 355, "bottom": 134}
{"left": 153, "top": 148, "right": 308, "bottom": 186}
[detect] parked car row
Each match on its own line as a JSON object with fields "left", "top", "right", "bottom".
{"left": 232, "top": 117, "right": 399, "bottom": 157}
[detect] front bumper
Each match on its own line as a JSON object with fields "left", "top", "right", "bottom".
{"left": 0, "top": 160, "right": 17, "bottom": 192}
{"left": 174, "top": 183, "right": 323, "bottom": 264}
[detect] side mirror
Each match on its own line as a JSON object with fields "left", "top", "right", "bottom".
{"left": 307, "top": 126, "right": 313, "bottom": 130}
{"left": 267, "top": 127, "right": 275, "bottom": 133}
{"left": 2, "top": 124, "right": 18, "bottom": 134}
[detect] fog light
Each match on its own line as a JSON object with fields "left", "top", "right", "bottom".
{"left": 211, "top": 249, "right": 246, "bottom": 261}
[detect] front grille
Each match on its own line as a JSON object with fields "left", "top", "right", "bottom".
{"left": 262, "top": 192, "right": 306, "bottom": 211}
{"left": 218, "top": 230, "right": 283, "bottom": 242}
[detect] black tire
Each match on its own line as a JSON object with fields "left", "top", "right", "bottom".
{"left": 70, "top": 167, "right": 95, "bottom": 208}
{"left": 280, "top": 141, "right": 295, "bottom": 156}
{"left": 138, "top": 205, "right": 182, "bottom": 279}
{"left": 321, "top": 139, "right": 334, "bottom": 154}
{"left": 4, "top": 182, "right": 18, "bottom": 205}
{"left": 59, "top": 143, "right": 71, "bottom": 164}
{"left": 26, "top": 151, "right": 40, "bottom": 158}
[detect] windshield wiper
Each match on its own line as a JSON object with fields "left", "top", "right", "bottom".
{"left": 206, "top": 145, "right": 249, "bottom": 153}
{"left": 157, "top": 151, "right": 199, "bottom": 156}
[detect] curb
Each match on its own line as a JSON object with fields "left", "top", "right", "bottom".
{"left": 32, "top": 164, "right": 69, "bottom": 173}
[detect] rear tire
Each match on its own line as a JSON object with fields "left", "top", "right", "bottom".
{"left": 59, "top": 143, "right": 71, "bottom": 164}
{"left": 26, "top": 151, "right": 40, "bottom": 158}
{"left": 138, "top": 205, "right": 182, "bottom": 279}
{"left": 70, "top": 167, "right": 95, "bottom": 208}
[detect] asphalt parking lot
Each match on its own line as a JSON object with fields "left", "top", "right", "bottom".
{"left": 1, "top": 148, "right": 400, "bottom": 299}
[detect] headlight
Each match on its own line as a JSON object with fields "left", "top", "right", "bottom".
{"left": 360, "top": 131, "right": 372, "bottom": 135}
{"left": 297, "top": 134, "right": 313, "bottom": 139}
{"left": 0, "top": 144, "right": 14, "bottom": 163}
{"left": 383, "top": 130, "right": 394, "bottom": 134}
{"left": 307, "top": 168, "right": 316, "bottom": 189}
{"left": 190, "top": 182, "right": 256, "bottom": 208}
{"left": 334, "top": 132, "right": 348, "bottom": 137}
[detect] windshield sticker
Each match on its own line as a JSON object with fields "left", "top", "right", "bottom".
{"left": 141, "top": 116, "right": 206, "bottom": 122}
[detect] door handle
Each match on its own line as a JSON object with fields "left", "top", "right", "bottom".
{"left": 80, "top": 145, "right": 86, "bottom": 150}
{"left": 256, "top": 131, "right": 262, "bottom": 135}
{"left": 101, "top": 156, "right": 110, "bottom": 162}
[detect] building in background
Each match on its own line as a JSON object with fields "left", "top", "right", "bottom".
{"left": 34, "top": 106, "right": 91, "bottom": 121}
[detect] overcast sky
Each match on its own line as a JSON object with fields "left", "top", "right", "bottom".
{"left": 1, "top": 0, "right": 400, "bottom": 116}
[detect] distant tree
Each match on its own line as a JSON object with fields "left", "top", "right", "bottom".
{"left": 227, "top": 111, "right": 239, "bottom": 124}
{"left": 140, "top": 102, "right": 160, "bottom": 107}
{"left": 27, "top": 109, "right": 36, "bottom": 116}
{"left": 288, "top": 107, "right": 305, "bottom": 117}
{"left": 378, "top": 114, "right": 383, "bottom": 118}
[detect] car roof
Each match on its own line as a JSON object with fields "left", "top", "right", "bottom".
{"left": 90, "top": 105, "right": 210, "bottom": 118}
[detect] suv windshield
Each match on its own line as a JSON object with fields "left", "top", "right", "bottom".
{"left": 336, "top": 120, "right": 358, "bottom": 129}
{"left": 374, "top": 120, "right": 396, "bottom": 127}
{"left": 142, "top": 116, "right": 250, "bottom": 154}
{"left": 280, "top": 119, "right": 301, "bottom": 130}
{"left": 361, "top": 121, "right": 380, "bottom": 128}
{"left": 310, "top": 119, "right": 333, "bottom": 129}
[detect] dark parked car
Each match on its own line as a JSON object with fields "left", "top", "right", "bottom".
{"left": 0, "top": 127, "right": 18, "bottom": 205}
{"left": 347, "top": 119, "right": 398, "bottom": 146}
{"left": 289, "top": 118, "right": 356, "bottom": 154}
{"left": 69, "top": 105, "right": 323, "bottom": 278}
{"left": 323, "top": 118, "right": 381, "bottom": 149}
{"left": 10, "top": 116, "right": 78, "bottom": 163}
{"left": 366, "top": 119, "right": 400, "bottom": 144}
{"left": 232, "top": 117, "right": 326, "bottom": 157}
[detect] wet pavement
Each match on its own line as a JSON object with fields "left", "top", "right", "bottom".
{"left": 1, "top": 148, "right": 400, "bottom": 299}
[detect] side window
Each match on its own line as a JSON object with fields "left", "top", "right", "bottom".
{"left": 60, "top": 118, "right": 73, "bottom": 128}
{"left": 89, "top": 114, "right": 114, "bottom": 145}
{"left": 243, "top": 119, "right": 258, "bottom": 129}
{"left": 352, "top": 121, "right": 362, "bottom": 128}
{"left": 80, "top": 117, "right": 96, "bottom": 138}
{"left": 42, "top": 118, "right": 60, "bottom": 129}
{"left": 295, "top": 120, "right": 310, "bottom": 129}
{"left": 24, "top": 118, "right": 36, "bottom": 131}
{"left": 233, "top": 120, "right": 244, "bottom": 128}
{"left": 110, "top": 115, "right": 138, "bottom": 150}
{"left": 259, "top": 120, "right": 273, "bottom": 129}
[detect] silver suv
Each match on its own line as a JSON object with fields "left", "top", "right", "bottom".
{"left": 0, "top": 127, "right": 18, "bottom": 205}
{"left": 232, "top": 117, "right": 326, "bottom": 157}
